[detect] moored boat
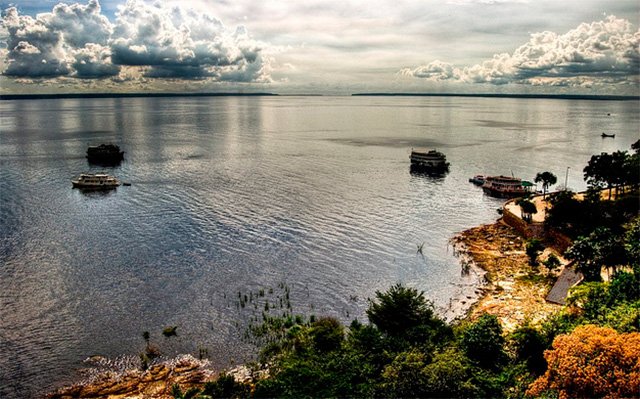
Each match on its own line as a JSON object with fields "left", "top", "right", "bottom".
{"left": 600, "top": 132, "right": 615, "bottom": 138}
{"left": 410, "top": 149, "right": 449, "bottom": 173}
{"left": 86, "top": 144, "right": 124, "bottom": 164}
{"left": 468, "top": 175, "right": 487, "bottom": 185}
{"left": 72, "top": 173, "right": 121, "bottom": 189}
{"left": 481, "top": 175, "right": 532, "bottom": 198}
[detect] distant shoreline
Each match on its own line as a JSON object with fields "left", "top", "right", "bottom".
{"left": 0, "top": 92, "right": 279, "bottom": 101}
{"left": 1, "top": 92, "right": 638, "bottom": 101}
{"left": 352, "top": 92, "right": 640, "bottom": 101}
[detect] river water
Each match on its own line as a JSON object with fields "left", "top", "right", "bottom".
{"left": 0, "top": 95, "right": 637, "bottom": 397}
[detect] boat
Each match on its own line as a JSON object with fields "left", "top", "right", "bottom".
{"left": 601, "top": 132, "right": 615, "bottom": 138}
{"left": 409, "top": 149, "right": 449, "bottom": 173}
{"left": 72, "top": 173, "right": 121, "bottom": 189}
{"left": 481, "top": 175, "right": 533, "bottom": 198}
{"left": 468, "top": 175, "right": 487, "bottom": 185}
{"left": 86, "top": 144, "right": 124, "bottom": 164}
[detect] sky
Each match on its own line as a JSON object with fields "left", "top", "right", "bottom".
{"left": 0, "top": 0, "right": 638, "bottom": 95}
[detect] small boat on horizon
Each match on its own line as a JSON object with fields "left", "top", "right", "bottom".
{"left": 72, "top": 173, "right": 121, "bottom": 190}
{"left": 601, "top": 132, "right": 615, "bottom": 138}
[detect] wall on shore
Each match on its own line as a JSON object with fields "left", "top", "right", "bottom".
{"left": 502, "top": 204, "right": 572, "bottom": 253}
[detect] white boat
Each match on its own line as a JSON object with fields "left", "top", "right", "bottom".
{"left": 481, "top": 175, "right": 532, "bottom": 198}
{"left": 72, "top": 173, "right": 121, "bottom": 189}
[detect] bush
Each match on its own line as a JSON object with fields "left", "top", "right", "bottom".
{"left": 309, "top": 316, "right": 344, "bottom": 352}
{"left": 460, "top": 314, "right": 506, "bottom": 369}
{"left": 366, "top": 283, "right": 451, "bottom": 345}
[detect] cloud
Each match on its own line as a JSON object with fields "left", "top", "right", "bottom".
{"left": 1, "top": 0, "right": 271, "bottom": 82}
{"left": 403, "top": 16, "right": 639, "bottom": 87}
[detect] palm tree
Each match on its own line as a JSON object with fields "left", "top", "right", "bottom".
{"left": 534, "top": 171, "right": 557, "bottom": 199}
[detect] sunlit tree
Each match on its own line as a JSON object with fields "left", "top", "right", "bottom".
{"left": 527, "top": 325, "right": 640, "bottom": 399}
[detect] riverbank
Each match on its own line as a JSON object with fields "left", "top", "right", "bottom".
{"left": 451, "top": 219, "right": 563, "bottom": 331}
{"left": 49, "top": 219, "right": 565, "bottom": 397}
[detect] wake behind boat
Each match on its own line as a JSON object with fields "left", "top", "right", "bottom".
{"left": 72, "top": 173, "right": 121, "bottom": 189}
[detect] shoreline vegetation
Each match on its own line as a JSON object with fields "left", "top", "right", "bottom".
{"left": 48, "top": 142, "right": 640, "bottom": 398}
{"left": 2, "top": 92, "right": 639, "bottom": 101}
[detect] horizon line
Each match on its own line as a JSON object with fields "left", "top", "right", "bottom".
{"left": 1, "top": 92, "right": 638, "bottom": 101}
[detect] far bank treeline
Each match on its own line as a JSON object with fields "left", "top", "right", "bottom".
{"left": 180, "top": 142, "right": 640, "bottom": 399}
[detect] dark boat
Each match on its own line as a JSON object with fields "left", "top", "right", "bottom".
{"left": 409, "top": 149, "right": 450, "bottom": 174}
{"left": 469, "top": 175, "right": 487, "bottom": 185}
{"left": 86, "top": 144, "right": 124, "bottom": 164}
{"left": 601, "top": 132, "right": 615, "bottom": 138}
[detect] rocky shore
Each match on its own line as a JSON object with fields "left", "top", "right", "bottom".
{"left": 451, "top": 219, "right": 563, "bottom": 331}
{"left": 48, "top": 355, "right": 216, "bottom": 399}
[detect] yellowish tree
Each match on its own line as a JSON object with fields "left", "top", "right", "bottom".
{"left": 527, "top": 324, "right": 640, "bottom": 399}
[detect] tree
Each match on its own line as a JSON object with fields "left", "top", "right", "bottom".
{"left": 545, "top": 190, "right": 582, "bottom": 235}
{"left": 381, "top": 348, "right": 480, "bottom": 398}
{"left": 534, "top": 171, "right": 557, "bottom": 199}
{"left": 525, "top": 238, "right": 544, "bottom": 266}
{"left": 584, "top": 152, "right": 615, "bottom": 198}
{"left": 610, "top": 150, "right": 629, "bottom": 197}
{"left": 565, "top": 227, "right": 627, "bottom": 282}
{"left": 459, "top": 314, "right": 506, "bottom": 368}
{"left": 527, "top": 325, "right": 640, "bottom": 399}
{"left": 509, "top": 323, "right": 548, "bottom": 374}
{"left": 309, "top": 316, "right": 344, "bottom": 352}
{"left": 542, "top": 254, "right": 561, "bottom": 274}
{"left": 366, "top": 283, "right": 450, "bottom": 344}
{"left": 516, "top": 198, "right": 538, "bottom": 222}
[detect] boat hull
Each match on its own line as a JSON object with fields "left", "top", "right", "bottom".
{"left": 481, "top": 186, "right": 526, "bottom": 198}
{"left": 72, "top": 182, "right": 120, "bottom": 190}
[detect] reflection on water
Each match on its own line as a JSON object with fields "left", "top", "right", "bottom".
{"left": 0, "top": 96, "right": 638, "bottom": 398}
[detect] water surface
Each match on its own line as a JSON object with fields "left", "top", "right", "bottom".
{"left": 1, "top": 95, "right": 638, "bottom": 397}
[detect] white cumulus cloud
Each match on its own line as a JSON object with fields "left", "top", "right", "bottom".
{"left": 403, "top": 15, "right": 639, "bottom": 87}
{"left": 1, "top": 0, "right": 271, "bottom": 82}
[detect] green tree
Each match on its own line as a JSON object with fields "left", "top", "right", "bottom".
{"left": 366, "top": 283, "right": 450, "bottom": 345}
{"left": 584, "top": 152, "right": 615, "bottom": 197}
{"left": 566, "top": 227, "right": 627, "bottom": 282}
{"left": 525, "top": 238, "right": 544, "bottom": 266}
{"left": 509, "top": 323, "right": 548, "bottom": 374}
{"left": 610, "top": 150, "right": 629, "bottom": 197}
{"left": 542, "top": 253, "right": 561, "bottom": 274}
{"left": 545, "top": 190, "right": 582, "bottom": 235}
{"left": 534, "top": 171, "right": 557, "bottom": 199}
{"left": 516, "top": 198, "right": 538, "bottom": 222}
{"left": 460, "top": 314, "right": 506, "bottom": 369}
{"left": 201, "top": 373, "right": 251, "bottom": 399}
{"left": 309, "top": 316, "right": 344, "bottom": 352}
{"left": 381, "top": 348, "right": 479, "bottom": 398}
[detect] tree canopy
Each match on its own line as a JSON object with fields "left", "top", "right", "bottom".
{"left": 527, "top": 325, "right": 640, "bottom": 399}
